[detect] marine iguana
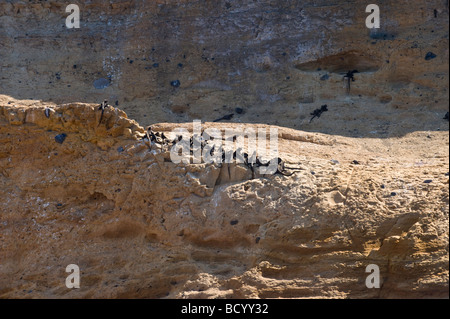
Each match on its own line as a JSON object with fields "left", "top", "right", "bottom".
{"left": 343, "top": 70, "right": 358, "bottom": 94}
{"left": 309, "top": 104, "right": 328, "bottom": 123}
{"left": 97, "top": 100, "right": 108, "bottom": 127}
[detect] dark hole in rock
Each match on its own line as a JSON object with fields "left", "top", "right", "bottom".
{"left": 55, "top": 133, "right": 67, "bottom": 144}
{"left": 170, "top": 80, "right": 181, "bottom": 88}
{"left": 425, "top": 52, "right": 437, "bottom": 60}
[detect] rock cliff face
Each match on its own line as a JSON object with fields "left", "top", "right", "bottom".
{"left": 0, "top": 102, "right": 448, "bottom": 298}
{"left": 0, "top": 0, "right": 449, "bottom": 299}
{"left": 0, "top": 0, "right": 448, "bottom": 134}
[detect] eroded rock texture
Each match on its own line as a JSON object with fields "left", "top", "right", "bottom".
{"left": 0, "top": 103, "right": 448, "bottom": 298}
{"left": 0, "top": 0, "right": 448, "bottom": 299}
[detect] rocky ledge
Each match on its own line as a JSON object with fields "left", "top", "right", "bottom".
{"left": 0, "top": 101, "right": 448, "bottom": 298}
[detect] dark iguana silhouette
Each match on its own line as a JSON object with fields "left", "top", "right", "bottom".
{"left": 343, "top": 70, "right": 358, "bottom": 94}
{"left": 309, "top": 104, "right": 328, "bottom": 123}
{"left": 213, "top": 113, "right": 234, "bottom": 122}
{"left": 97, "top": 100, "right": 109, "bottom": 127}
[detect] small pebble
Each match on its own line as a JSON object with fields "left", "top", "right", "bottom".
{"left": 255, "top": 237, "right": 261, "bottom": 244}
{"left": 235, "top": 107, "right": 244, "bottom": 114}
{"left": 320, "top": 74, "right": 329, "bottom": 81}
{"left": 352, "top": 160, "right": 360, "bottom": 165}
{"left": 230, "top": 220, "right": 239, "bottom": 226}
{"left": 391, "top": 192, "right": 397, "bottom": 196}
{"left": 381, "top": 184, "right": 385, "bottom": 189}
{"left": 117, "top": 146, "right": 124, "bottom": 153}
{"left": 423, "top": 179, "right": 433, "bottom": 184}
{"left": 331, "top": 159, "right": 340, "bottom": 165}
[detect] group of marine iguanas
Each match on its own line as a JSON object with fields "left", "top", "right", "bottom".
{"left": 93, "top": 100, "right": 299, "bottom": 178}
{"left": 139, "top": 126, "right": 302, "bottom": 178}
{"left": 95, "top": 68, "right": 448, "bottom": 178}
{"left": 308, "top": 70, "right": 358, "bottom": 123}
